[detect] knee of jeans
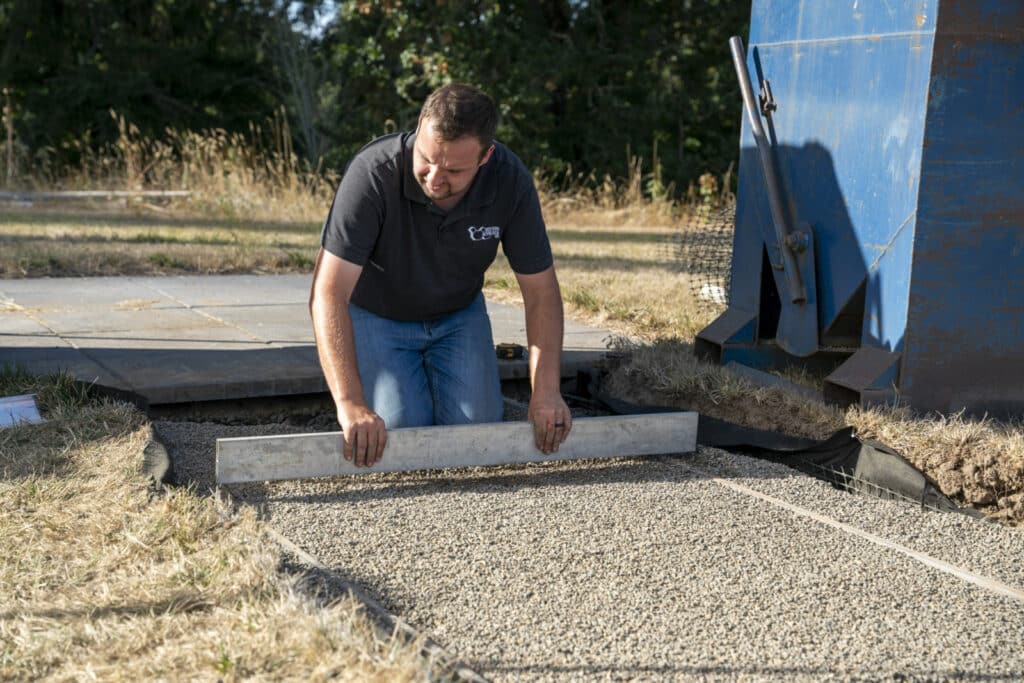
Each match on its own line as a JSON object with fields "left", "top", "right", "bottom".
{"left": 388, "top": 411, "right": 433, "bottom": 429}
{"left": 435, "top": 386, "right": 503, "bottom": 425}
{"left": 365, "top": 374, "right": 433, "bottom": 429}
{"left": 378, "top": 403, "right": 434, "bottom": 429}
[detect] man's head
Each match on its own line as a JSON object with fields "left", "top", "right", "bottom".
{"left": 413, "top": 84, "right": 498, "bottom": 209}
{"left": 419, "top": 83, "right": 498, "bottom": 151}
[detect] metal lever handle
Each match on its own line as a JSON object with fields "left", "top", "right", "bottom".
{"left": 729, "top": 36, "right": 806, "bottom": 304}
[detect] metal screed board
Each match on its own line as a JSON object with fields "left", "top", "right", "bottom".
{"left": 216, "top": 413, "right": 698, "bottom": 484}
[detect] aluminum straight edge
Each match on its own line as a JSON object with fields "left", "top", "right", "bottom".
{"left": 216, "top": 412, "right": 699, "bottom": 484}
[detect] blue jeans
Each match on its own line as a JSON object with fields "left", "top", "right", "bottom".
{"left": 349, "top": 292, "right": 504, "bottom": 428}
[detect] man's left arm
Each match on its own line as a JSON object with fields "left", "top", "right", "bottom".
{"left": 516, "top": 266, "right": 572, "bottom": 454}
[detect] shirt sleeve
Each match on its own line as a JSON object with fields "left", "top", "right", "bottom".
{"left": 320, "top": 153, "right": 385, "bottom": 265}
{"left": 501, "top": 174, "right": 554, "bottom": 275}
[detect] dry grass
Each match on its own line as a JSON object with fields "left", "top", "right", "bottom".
{"left": 484, "top": 215, "right": 708, "bottom": 341}
{"left": 0, "top": 206, "right": 320, "bottom": 277}
{"left": 1, "top": 113, "right": 333, "bottom": 278}
{"left": 0, "top": 118, "right": 722, "bottom": 280}
{"left": 24, "top": 112, "right": 335, "bottom": 223}
{"left": 0, "top": 369, "right": 435, "bottom": 681}
{"left": 600, "top": 338, "right": 1024, "bottom": 525}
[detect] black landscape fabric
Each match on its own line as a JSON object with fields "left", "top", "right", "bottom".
{"left": 593, "top": 393, "right": 971, "bottom": 516}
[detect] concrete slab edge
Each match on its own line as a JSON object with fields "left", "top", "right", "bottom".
{"left": 54, "top": 356, "right": 605, "bottom": 407}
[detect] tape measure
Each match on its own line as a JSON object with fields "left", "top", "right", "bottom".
{"left": 495, "top": 342, "right": 526, "bottom": 360}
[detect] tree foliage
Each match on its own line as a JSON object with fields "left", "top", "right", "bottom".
{"left": 0, "top": 0, "right": 283, "bottom": 160}
{"left": 0, "top": 0, "right": 748, "bottom": 191}
{"left": 317, "top": 0, "right": 747, "bottom": 188}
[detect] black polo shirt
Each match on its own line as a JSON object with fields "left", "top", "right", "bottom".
{"left": 320, "top": 132, "right": 553, "bottom": 321}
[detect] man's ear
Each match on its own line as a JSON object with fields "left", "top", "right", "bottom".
{"left": 479, "top": 144, "right": 495, "bottom": 166}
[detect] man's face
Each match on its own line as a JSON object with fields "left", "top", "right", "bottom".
{"left": 412, "top": 117, "right": 494, "bottom": 207}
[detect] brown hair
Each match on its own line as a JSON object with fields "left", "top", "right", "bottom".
{"left": 419, "top": 83, "right": 498, "bottom": 150}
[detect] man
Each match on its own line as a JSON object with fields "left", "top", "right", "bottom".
{"left": 310, "top": 83, "right": 572, "bottom": 468}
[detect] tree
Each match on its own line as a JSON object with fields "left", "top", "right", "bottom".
{"left": 0, "top": 0, "right": 748, "bottom": 191}
{"left": 315, "top": 0, "right": 747, "bottom": 188}
{"left": 0, "top": 0, "right": 284, "bottom": 163}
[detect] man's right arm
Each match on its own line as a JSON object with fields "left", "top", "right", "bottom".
{"left": 309, "top": 248, "right": 386, "bottom": 467}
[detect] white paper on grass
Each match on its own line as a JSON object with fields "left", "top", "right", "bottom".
{"left": 0, "top": 394, "right": 45, "bottom": 428}
{"left": 699, "top": 283, "right": 728, "bottom": 305}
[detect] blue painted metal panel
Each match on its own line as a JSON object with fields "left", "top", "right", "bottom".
{"left": 862, "top": 212, "right": 915, "bottom": 353}
{"left": 902, "top": 1, "right": 1024, "bottom": 414}
{"left": 751, "top": 0, "right": 936, "bottom": 44}
{"left": 731, "top": 0, "right": 935, "bottom": 340}
{"left": 701, "top": 0, "right": 1024, "bottom": 416}
{"left": 760, "top": 36, "right": 930, "bottom": 340}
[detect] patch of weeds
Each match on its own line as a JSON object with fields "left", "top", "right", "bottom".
{"left": 15, "top": 254, "right": 63, "bottom": 275}
{"left": 0, "top": 365, "right": 92, "bottom": 415}
{"left": 213, "top": 645, "right": 235, "bottom": 676}
{"left": 485, "top": 275, "right": 515, "bottom": 290}
{"left": 147, "top": 253, "right": 186, "bottom": 269}
{"left": 284, "top": 251, "right": 314, "bottom": 269}
{"left": 567, "top": 287, "right": 600, "bottom": 312}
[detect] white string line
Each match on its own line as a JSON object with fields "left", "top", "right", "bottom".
{"left": 683, "top": 464, "right": 1024, "bottom": 604}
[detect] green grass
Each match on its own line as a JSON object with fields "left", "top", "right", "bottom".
{"left": 0, "top": 365, "right": 91, "bottom": 416}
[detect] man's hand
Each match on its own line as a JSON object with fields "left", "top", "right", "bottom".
{"left": 311, "top": 250, "right": 385, "bottom": 468}
{"left": 337, "top": 399, "right": 387, "bottom": 467}
{"left": 528, "top": 390, "right": 572, "bottom": 454}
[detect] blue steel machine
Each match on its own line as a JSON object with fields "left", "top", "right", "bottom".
{"left": 696, "top": 1, "right": 1024, "bottom": 417}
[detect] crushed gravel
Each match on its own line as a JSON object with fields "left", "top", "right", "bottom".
{"left": 157, "top": 405, "right": 1024, "bottom": 682}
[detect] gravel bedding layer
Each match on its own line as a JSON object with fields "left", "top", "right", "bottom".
{"left": 157, "top": 412, "right": 1024, "bottom": 682}
{"left": 689, "top": 447, "right": 1024, "bottom": 594}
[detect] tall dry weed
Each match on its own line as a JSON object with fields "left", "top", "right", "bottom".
{"left": 25, "top": 110, "right": 337, "bottom": 224}
{"left": 19, "top": 109, "right": 737, "bottom": 232}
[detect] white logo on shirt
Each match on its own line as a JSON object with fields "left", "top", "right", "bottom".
{"left": 468, "top": 225, "right": 501, "bottom": 241}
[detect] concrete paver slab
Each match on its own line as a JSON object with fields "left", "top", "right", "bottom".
{"left": 1, "top": 309, "right": 63, "bottom": 341}
{"left": 201, "top": 305, "right": 314, "bottom": 345}
{"left": 63, "top": 345, "right": 325, "bottom": 404}
{"left": 485, "top": 303, "right": 610, "bottom": 344}
{"left": 1, "top": 306, "right": 130, "bottom": 389}
{"left": 141, "top": 273, "right": 310, "bottom": 307}
{"left": 2, "top": 274, "right": 614, "bottom": 405}
{"left": 2, "top": 347, "right": 129, "bottom": 391}
{"left": 0, "top": 276, "right": 179, "bottom": 309}
{"left": 34, "top": 308, "right": 256, "bottom": 340}
{"left": 63, "top": 333, "right": 265, "bottom": 347}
